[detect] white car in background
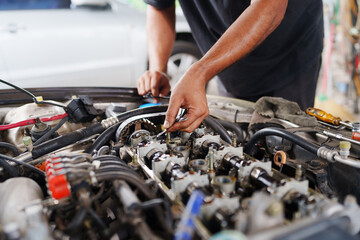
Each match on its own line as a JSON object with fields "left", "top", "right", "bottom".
{"left": 0, "top": 0, "right": 202, "bottom": 89}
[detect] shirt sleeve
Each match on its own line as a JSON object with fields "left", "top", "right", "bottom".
{"left": 144, "top": 0, "right": 175, "bottom": 9}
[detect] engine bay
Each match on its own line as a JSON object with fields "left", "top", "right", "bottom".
{"left": 0, "top": 87, "right": 360, "bottom": 240}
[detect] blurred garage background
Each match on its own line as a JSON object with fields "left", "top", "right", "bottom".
{"left": 0, "top": 0, "right": 203, "bottom": 90}
{"left": 0, "top": 0, "right": 359, "bottom": 121}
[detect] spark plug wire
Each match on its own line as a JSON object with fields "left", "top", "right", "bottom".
{"left": 0, "top": 113, "right": 68, "bottom": 131}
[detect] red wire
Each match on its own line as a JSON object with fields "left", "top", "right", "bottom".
{"left": 0, "top": 113, "right": 68, "bottom": 131}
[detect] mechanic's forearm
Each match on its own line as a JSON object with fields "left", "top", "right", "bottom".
{"left": 191, "top": 0, "right": 288, "bottom": 84}
{"left": 147, "top": 5, "right": 176, "bottom": 73}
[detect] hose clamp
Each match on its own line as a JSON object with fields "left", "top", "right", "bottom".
{"left": 317, "top": 147, "right": 337, "bottom": 163}
{"left": 101, "top": 116, "right": 119, "bottom": 129}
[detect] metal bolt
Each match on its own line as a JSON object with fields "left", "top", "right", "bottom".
{"left": 295, "top": 164, "right": 303, "bottom": 180}
{"left": 129, "top": 154, "right": 139, "bottom": 167}
{"left": 232, "top": 132, "right": 237, "bottom": 147}
{"left": 207, "top": 147, "right": 215, "bottom": 180}
{"left": 208, "top": 147, "right": 215, "bottom": 171}
{"left": 353, "top": 122, "right": 360, "bottom": 133}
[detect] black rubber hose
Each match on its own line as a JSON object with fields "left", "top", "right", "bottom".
{"left": 163, "top": 198, "right": 173, "bottom": 230}
{"left": 99, "top": 161, "right": 129, "bottom": 167}
{"left": 203, "top": 116, "right": 232, "bottom": 144}
{"left": 0, "top": 154, "right": 45, "bottom": 177}
{"left": 86, "top": 105, "right": 168, "bottom": 154}
{"left": 86, "top": 124, "right": 119, "bottom": 154}
{"left": 33, "top": 116, "right": 69, "bottom": 146}
{"left": 94, "top": 155, "right": 127, "bottom": 165}
{"left": 33, "top": 105, "right": 168, "bottom": 158}
{"left": 96, "top": 172, "right": 173, "bottom": 235}
{"left": 116, "top": 105, "right": 168, "bottom": 122}
{"left": 99, "top": 160, "right": 126, "bottom": 165}
{"left": 244, "top": 128, "right": 319, "bottom": 156}
{"left": 32, "top": 123, "right": 104, "bottom": 159}
{"left": 96, "top": 172, "right": 155, "bottom": 199}
{"left": 65, "top": 207, "right": 87, "bottom": 233}
{"left": 216, "top": 119, "right": 245, "bottom": 143}
{"left": 0, "top": 142, "right": 19, "bottom": 156}
{"left": 0, "top": 157, "right": 20, "bottom": 177}
{"left": 95, "top": 166, "right": 138, "bottom": 175}
{"left": 88, "top": 208, "right": 108, "bottom": 232}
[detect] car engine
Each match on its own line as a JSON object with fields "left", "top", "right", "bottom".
{"left": 0, "top": 87, "right": 360, "bottom": 240}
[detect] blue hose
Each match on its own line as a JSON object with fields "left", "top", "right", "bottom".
{"left": 138, "top": 102, "right": 162, "bottom": 108}
{"left": 175, "top": 190, "right": 205, "bottom": 240}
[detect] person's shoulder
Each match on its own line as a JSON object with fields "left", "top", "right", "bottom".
{"left": 144, "top": 0, "right": 175, "bottom": 10}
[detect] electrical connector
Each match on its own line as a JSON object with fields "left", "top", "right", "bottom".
{"left": 65, "top": 96, "right": 100, "bottom": 123}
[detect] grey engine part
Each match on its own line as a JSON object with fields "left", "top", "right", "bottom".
{"left": 0, "top": 93, "right": 359, "bottom": 240}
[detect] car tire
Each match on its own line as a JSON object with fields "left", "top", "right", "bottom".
{"left": 167, "top": 40, "right": 219, "bottom": 95}
{"left": 172, "top": 40, "right": 202, "bottom": 59}
{"left": 167, "top": 41, "right": 202, "bottom": 86}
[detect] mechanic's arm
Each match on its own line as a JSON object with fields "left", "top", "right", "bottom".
{"left": 137, "top": 5, "right": 175, "bottom": 100}
{"left": 165, "top": 0, "right": 288, "bottom": 132}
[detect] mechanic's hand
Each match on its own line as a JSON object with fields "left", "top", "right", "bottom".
{"left": 164, "top": 72, "right": 209, "bottom": 132}
{"left": 137, "top": 70, "right": 171, "bottom": 102}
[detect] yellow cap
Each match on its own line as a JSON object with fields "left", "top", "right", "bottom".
{"left": 35, "top": 96, "right": 43, "bottom": 102}
{"left": 339, "top": 141, "right": 351, "bottom": 150}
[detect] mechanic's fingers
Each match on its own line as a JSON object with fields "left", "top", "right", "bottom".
{"left": 167, "top": 109, "right": 208, "bottom": 132}
{"left": 144, "top": 72, "right": 151, "bottom": 94}
{"left": 150, "top": 75, "right": 160, "bottom": 102}
{"left": 151, "top": 83, "right": 159, "bottom": 98}
{"left": 164, "top": 97, "right": 182, "bottom": 129}
{"left": 180, "top": 117, "right": 205, "bottom": 133}
{"left": 159, "top": 82, "right": 171, "bottom": 97}
{"left": 137, "top": 77, "right": 145, "bottom": 95}
{"left": 167, "top": 113, "right": 192, "bottom": 132}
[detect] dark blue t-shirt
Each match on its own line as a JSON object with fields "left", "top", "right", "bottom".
{"left": 145, "top": 0, "right": 324, "bottom": 97}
